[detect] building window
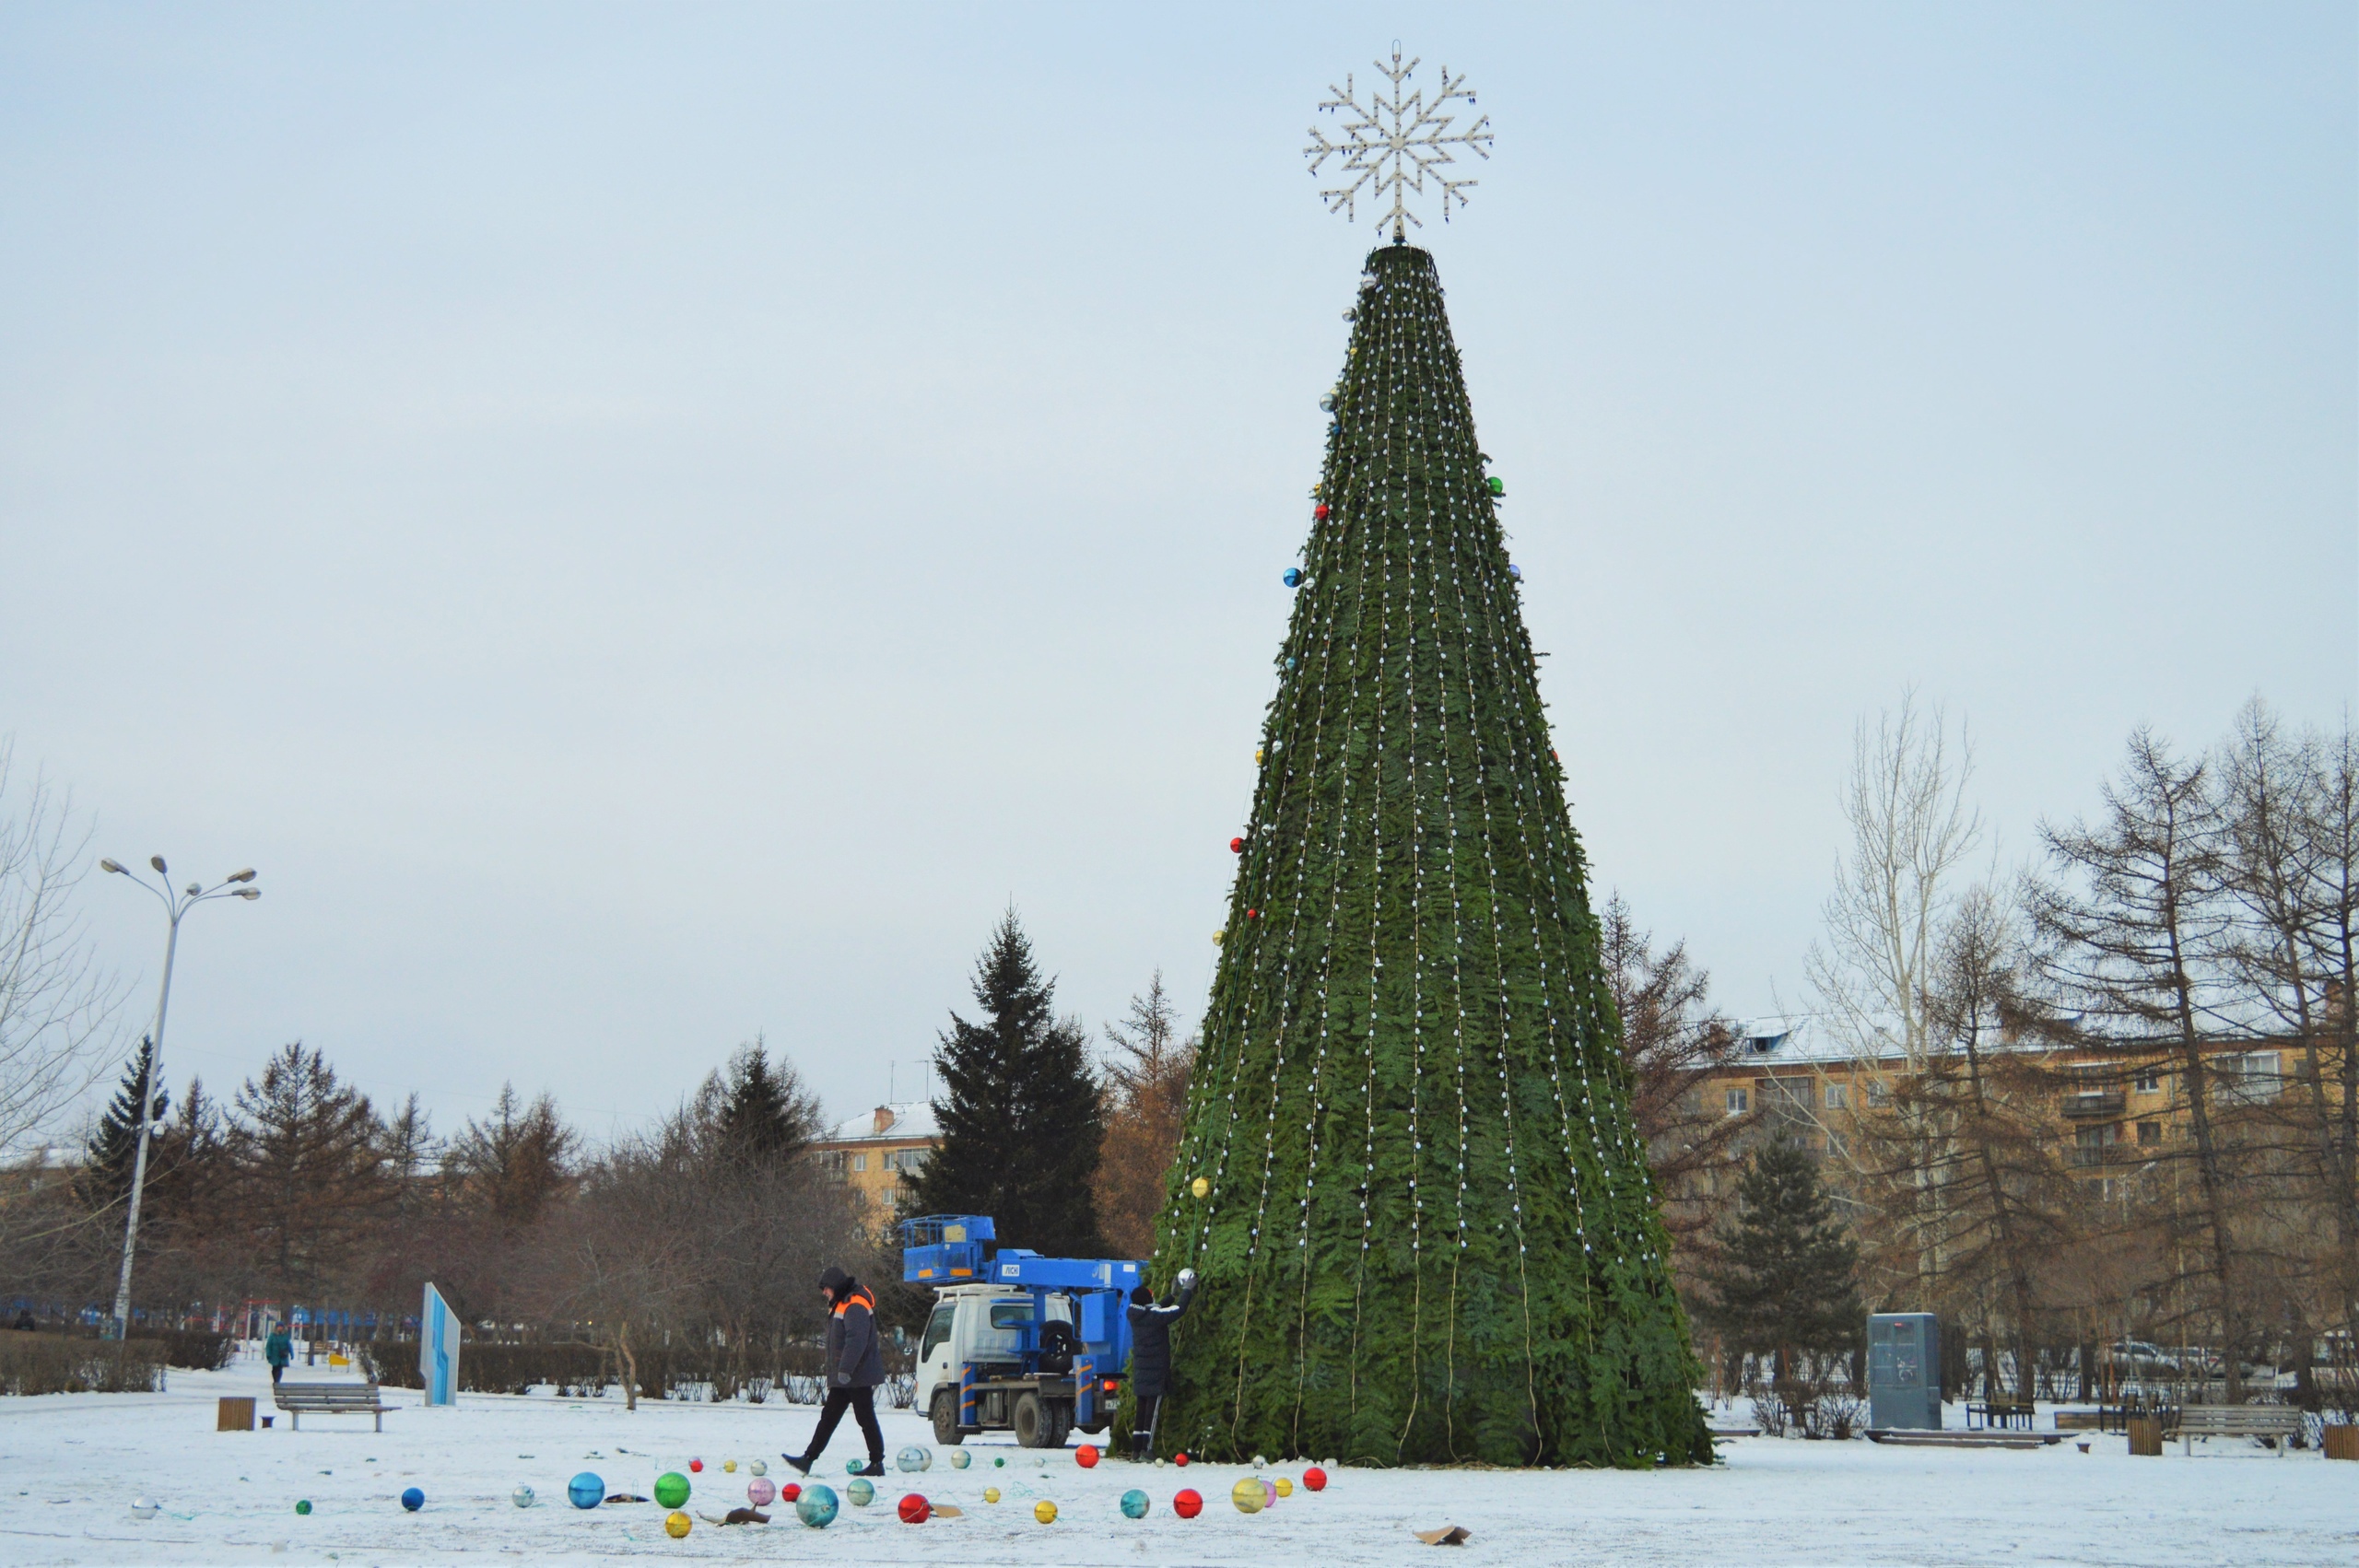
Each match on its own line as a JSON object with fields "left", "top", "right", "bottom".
{"left": 2136, "top": 1120, "right": 2162, "bottom": 1146}
{"left": 816, "top": 1150, "right": 848, "bottom": 1180}
{"left": 2135, "top": 1068, "right": 2161, "bottom": 1094}
{"left": 1824, "top": 1082, "right": 1849, "bottom": 1111}
{"left": 2074, "top": 1124, "right": 2119, "bottom": 1167}
{"left": 1865, "top": 1079, "right": 1889, "bottom": 1106}
{"left": 2223, "top": 1052, "right": 2281, "bottom": 1103}
{"left": 1725, "top": 1087, "right": 1749, "bottom": 1116}
{"left": 851, "top": 1153, "right": 867, "bottom": 1173}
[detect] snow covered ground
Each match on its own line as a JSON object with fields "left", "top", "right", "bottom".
{"left": 1, "top": 1357, "right": 2352, "bottom": 1566}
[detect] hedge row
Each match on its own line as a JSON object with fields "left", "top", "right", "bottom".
{"left": 365, "top": 1340, "right": 837, "bottom": 1400}
{"left": 0, "top": 1333, "right": 167, "bottom": 1396}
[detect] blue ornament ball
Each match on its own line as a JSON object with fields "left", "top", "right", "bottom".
{"left": 568, "top": 1473, "right": 604, "bottom": 1509}
{"left": 1508, "top": 563, "right": 1523, "bottom": 580}
{"left": 400, "top": 1487, "right": 425, "bottom": 1513}
{"left": 1121, "top": 1488, "right": 1150, "bottom": 1519}
{"left": 846, "top": 1457, "right": 865, "bottom": 1475}
{"left": 1282, "top": 568, "right": 1304, "bottom": 589}
{"left": 797, "top": 1484, "right": 840, "bottom": 1528}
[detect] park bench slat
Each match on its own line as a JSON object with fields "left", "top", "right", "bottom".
{"left": 273, "top": 1380, "right": 393, "bottom": 1433}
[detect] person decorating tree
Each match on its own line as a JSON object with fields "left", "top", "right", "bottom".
{"left": 264, "top": 1323, "right": 293, "bottom": 1387}
{"left": 1125, "top": 1268, "right": 1196, "bottom": 1460}
{"left": 783, "top": 1265, "right": 886, "bottom": 1479}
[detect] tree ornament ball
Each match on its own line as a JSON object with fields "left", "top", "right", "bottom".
{"left": 1508, "top": 563, "right": 1523, "bottom": 581}
{"left": 688, "top": 1458, "right": 703, "bottom": 1473}
{"left": 795, "top": 1485, "right": 839, "bottom": 1528}
{"left": 664, "top": 1510, "right": 691, "bottom": 1539}
{"left": 1230, "top": 1477, "right": 1264, "bottom": 1515}
{"left": 1251, "top": 1454, "right": 1266, "bottom": 1468}
{"left": 992, "top": 1456, "right": 1006, "bottom": 1468}
{"left": 1275, "top": 1476, "right": 1294, "bottom": 1497}
{"left": 897, "top": 1445, "right": 932, "bottom": 1472}
{"left": 1034, "top": 1499, "right": 1059, "bottom": 1525}
{"left": 780, "top": 1482, "right": 802, "bottom": 1504}
{"left": 898, "top": 1493, "right": 932, "bottom": 1524}
{"left": 295, "top": 1500, "right": 312, "bottom": 1515}
{"left": 847, "top": 1478, "right": 874, "bottom": 1507}
{"left": 1282, "top": 568, "right": 1304, "bottom": 589}
{"left": 1173, "top": 1488, "right": 1203, "bottom": 1518}
{"left": 746, "top": 1478, "right": 776, "bottom": 1507}
{"left": 1173, "top": 1451, "right": 1190, "bottom": 1467}
{"left": 401, "top": 1487, "right": 426, "bottom": 1513}
{"left": 1076, "top": 1444, "right": 1099, "bottom": 1469}
{"left": 722, "top": 1459, "right": 736, "bottom": 1474}
{"left": 749, "top": 1460, "right": 768, "bottom": 1478}
{"left": 1212, "top": 930, "right": 1225, "bottom": 946}
{"left": 1313, "top": 503, "right": 1331, "bottom": 521}
{"left": 1191, "top": 1176, "right": 1209, "bottom": 1199}
{"left": 1303, "top": 1466, "right": 1328, "bottom": 1492}
{"left": 130, "top": 1498, "right": 159, "bottom": 1522}
{"left": 512, "top": 1485, "right": 535, "bottom": 1509}
{"left": 947, "top": 1448, "right": 971, "bottom": 1469}
{"left": 847, "top": 1457, "right": 866, "bottom": 1474}
{"left": 569, "top": 1473, "right": 605, "bottom": 1509}
{"left": 1121, "top": 1488, "right": 1150, "bottom": 1519}
{"left": 983, "top": 1486, "right": 1002, "bottom": 1504}
{"left": 1229, "top": 837, "right": 1245, "bottom": 854}
{"left": 1263, "top": 1479, "right": 1280, "bottom": 1508}
{"left": 654, "top": 1472, "right": 691, "bottom": 1509}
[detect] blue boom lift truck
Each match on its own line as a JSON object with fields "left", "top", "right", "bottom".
{"left": 899, "top": 1214, "right": 1144, "bottom": 1449}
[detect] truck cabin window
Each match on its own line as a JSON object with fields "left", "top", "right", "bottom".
{"left": 921, "top": 1304, "right": 955, "bottom": 1360}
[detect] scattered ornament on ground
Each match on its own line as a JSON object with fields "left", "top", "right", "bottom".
{"left": 664, "top": 1509, "right": 691, "bottom": 1539}
{"left": 748, "top": 1460, "right": 768, "bottom": 1478}
{"left": 1076, "top": 1444, "right": 1099, "bottom": 1469}
{"left": 795, "top": 1485, "right": 839, "bottom": 1528}
{"left": 654, "top": 1472, "right": 690, "bottom": 1509}
{"left": 746, "top": 1478, "right": 776, "bottom": 1507}
{"left": 847, "top": 1478, "right": 874, "bottom": 1507}
{"left": 512, "top": 1485, "right": 535, "bottom": 1509}
{"left": 947, "top": 1449, "right": 971, "bottom": 1469}
{"left": 294, "top": 1501, "right": 311, "bottom": 1515}
{"left": 1034, "top": 1499, "right": 1059, "bottom": 1525}
{"left": 400, "top": 1487, "right": 425, "bottom": 1513}
{"left": 897, "top": 1445, "right": 932, "bottom": 1472}
{"left": 1303, "top": 1465, "right": 1329, "bottom": 1492}
{"left": 983, "top": 1486, "right": 1002, "bottom": 1504}
{"left": 1173, "top": 1488, "right": 1203, "bottom": 1518}
{"left": 1121, "top": 1489, "right": 1149, "bottom": 1518}
{"left": 1231, "top": 1477, "right": 1264, "bottom": 1515}
{"left": 898, "top": 1493, "right": 932, "bottom": 1524}
{"left": 569, "top": 1473, "right": 604, "bottom": 1509}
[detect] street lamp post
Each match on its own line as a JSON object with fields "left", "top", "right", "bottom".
{"left": 99, "top": 855, "right": 259, "bottom": 1340}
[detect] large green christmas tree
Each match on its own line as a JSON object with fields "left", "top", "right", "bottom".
{"left": 1147, "top": 240, "right": 1709, "bottom": 1469}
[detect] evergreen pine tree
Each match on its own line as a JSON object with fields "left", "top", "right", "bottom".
{"left": 1696, "top": 1137, "right": 1864, "bottom": 1385}
{"left": 710, "top": 1036, "right": 822, "bottom": 1166}
{"left": 77, "top": 1037, "right": 166, "bottom": 1212}
{"left": 906, "top": 911, "right": 1105, "bottom": 1258}
{"left": 1150, "top": 241, "right": 1710, "bottom": 1467}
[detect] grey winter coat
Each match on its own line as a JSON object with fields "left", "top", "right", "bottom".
{"left": 822, "top": 1273, "right": 886, "bottom": 1390}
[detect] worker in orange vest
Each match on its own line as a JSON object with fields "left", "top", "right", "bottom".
{"left": 783, "top": 1266, "right": 886, "bottom": 1478}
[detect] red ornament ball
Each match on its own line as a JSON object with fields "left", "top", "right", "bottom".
{"left": 1076, "top": 1444, "right": 1099, "bottom": 1469}
{"left": 898, "top": 1493, "right": 931, "bottom": 1524}
{"left": 1313, "top": 504, "right": 1331, "bottom": 521}
{"left": 780, "top": 1483, "right": 802, "bottom": 1504}
{"left": 1173, "top": 1452, "right": 1190, "bottom": 1468}
{"left": 1303, "top": 1466, "right": 1328, "bottom": 1492}
{"left": 1229, "top": 837, "right": 1244, "bottom": 853}
{"left": 688, "top": 1459, "right": 702, "bottom": 1473}
{"left": 1173, "top": 1488, "right": 1203, "bottom": 1518}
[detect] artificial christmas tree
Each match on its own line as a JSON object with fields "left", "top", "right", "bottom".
{"left": 1145, "top": 238, "right": 1710, "bottom": 1468}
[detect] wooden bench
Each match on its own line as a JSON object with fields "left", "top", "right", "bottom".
{"left": 274, "top": 1379, "right": 393, "bottom": 1433}
{"left": 2167, "top": 1404, "right": 2302, "bottom": 1456}
{"left": 1966, "top": 1401, "right": 2036, "bottom": 1431}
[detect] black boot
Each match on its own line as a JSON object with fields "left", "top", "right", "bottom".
{"left": 853, "top": 1456, "right": 886, "bottom": 1478}
{"left": 781, "top": 1453, "right": 812, "bottom": 1477}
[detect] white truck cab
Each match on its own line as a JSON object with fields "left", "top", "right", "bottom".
{"left": 914, "top": 1284, "right": 1087, "bottom": 1447}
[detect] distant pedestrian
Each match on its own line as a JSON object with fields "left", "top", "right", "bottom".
{"left": 783, "top": 1266, "right": 886, "bottom": 1479}
{"left": 1126, "top": 1268, "right": 1197, "bottom": 1460}
{"left": 264, "top": 1325, "right": 293, "bottom": 1386}
{"left": 11, "top": 1309, "right": 36, "bottom": 1332}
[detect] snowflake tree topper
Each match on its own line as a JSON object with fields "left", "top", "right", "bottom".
{"left": 1306, "top": 47, "right": 1493, "bottom": 241}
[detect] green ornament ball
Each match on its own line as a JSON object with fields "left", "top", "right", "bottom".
{"left": 846, "top": 1457, "right": 865, "bottom": 1475}
{"left": 653, "top": 1471, "right": 690, "bottom": 1509}
{"left": 993, "top": 1456, "right": 1005, "bottom": 1468}
{"left": 294, "top": 1500, "right": 311, "bottom": 1515}
{"left": 847, "top": 1478, "right": 874, "bottom": 1507}
{"left": 1121, "top": 1489, "right": 1149, "bottom": 1519}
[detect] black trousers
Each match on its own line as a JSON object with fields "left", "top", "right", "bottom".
{"left": 804, "top": 1386, "right": 884, "bottom": 1462}
{"left": 1132, "top": 1392, "right": 1164, "bottom": 1457}
{"left": 270, "top": 1364, "right": 285, "bottom": 1385}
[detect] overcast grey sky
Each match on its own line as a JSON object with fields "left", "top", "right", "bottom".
{"left": 4, "top": 3, "right": 2352, "bottom": 1147}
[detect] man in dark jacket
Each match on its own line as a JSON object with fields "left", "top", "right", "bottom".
{"left": 784, "top": 1266, "right": 886, "bottom": 1478}
{"left": 1125, "top": 1267, "right": 1196, "bottom": 1460}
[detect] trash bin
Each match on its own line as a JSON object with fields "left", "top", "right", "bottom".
{"left": 217, "top": 1396, "right": 255, "bottom": 1432}
{"left": 2127, "top": 1416, "right": 2163, "bottom": 1457}
{"left": 2325, "top": 1424, "right": 2358, "bottom": 1462}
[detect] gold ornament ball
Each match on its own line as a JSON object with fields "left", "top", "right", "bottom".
{"left": 1191, "top": 1176, "right": 1209, "bottom": 1199}
{"left": 983, "top": 1487, "right": 1001, "bottom": 1504}
{"left": 1034, "top": 1499, "right": 1059, "bottom": 1525}
{"left": 1275, "top": 1476, "right": 1294, "bottom": 1497}
{"left": 1212, "top": 930, "right": 1225, "bottom": 946}
{"left": 722, "top": 1460, "right": 737, "bottom": 1474}
{"left": 664, "top": 1510, "right": 691, "bottom": 1539}
{"left": 1230, "top": 1477, "right": 1265, "bottom": 1515}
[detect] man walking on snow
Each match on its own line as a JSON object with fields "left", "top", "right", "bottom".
{"left": 785, "top": 1265, "right": 886, "bottom": 1479}
{"left": 1125, "top": 1267, "right": 1196, "bottom": 1461}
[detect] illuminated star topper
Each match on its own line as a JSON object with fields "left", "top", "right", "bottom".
{"left": 1305, "top": 46, "right": 1494, "bottom": 240}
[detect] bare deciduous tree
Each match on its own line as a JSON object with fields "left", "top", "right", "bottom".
{"left": 0, "top": 741, "right": 123, "bottom": 1158}
{"left": 1094, "top": 971, "right": 1194, "bottom": 1259}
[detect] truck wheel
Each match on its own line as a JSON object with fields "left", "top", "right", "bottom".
{"left": 1013, "top": 1392, "right": 1049, "bottom": 1448}
{"left": 931, "top": 1390, "right": 966, "bottom": 1446}
{"left": 1048, "top": 1403, "right": 1074, "bottom": 1448}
